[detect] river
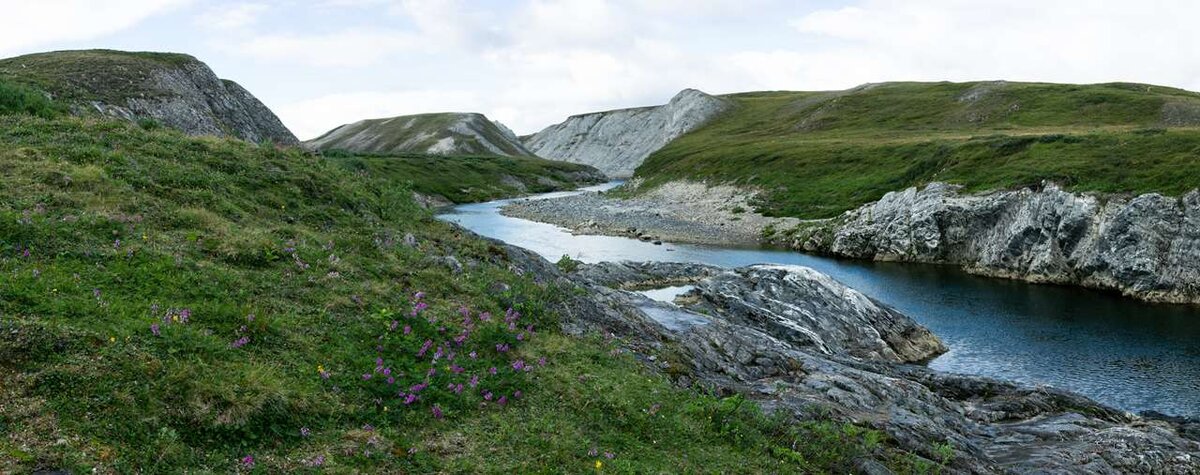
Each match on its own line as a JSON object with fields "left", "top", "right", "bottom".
{"left": 437, "top": 182, "right": 1200, "bottom": 416}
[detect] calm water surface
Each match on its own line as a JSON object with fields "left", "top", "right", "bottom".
{"left": 438, "top": 182, "right": 1200, "bottom": 416}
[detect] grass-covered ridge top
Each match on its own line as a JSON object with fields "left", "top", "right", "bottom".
{"left": 0, "top": 49, "right": 205, "bottom": 104}
{"left": 637, "top": 80, "right": 1200, "bottom": 218}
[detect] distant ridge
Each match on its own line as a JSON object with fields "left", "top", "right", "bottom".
{"left": 305, "top": 112, "right": 534, "bottom": 156}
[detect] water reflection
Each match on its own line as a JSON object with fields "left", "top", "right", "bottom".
{"left": 437, "top": 183, "right": 1200, "bottom": 416}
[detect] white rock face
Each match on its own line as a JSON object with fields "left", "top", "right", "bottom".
{"left": 800, "top": 182, "right": 1200, "bottom": 303}
{"left": 523, "top": 89, "right": 730, "bottom": 177}
{"left": 83, "top": 61, "right": 298, "bottom": 145}
{"left": 305, "top": 112, "right": 534, "bottom": 156}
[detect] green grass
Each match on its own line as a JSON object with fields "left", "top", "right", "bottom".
{"left": 0, "top": 80, "right": 65, "bottom": 119}
{"left": 326, "top": 150, "right": 604, "bottom": 204}
{"left": 0, "top": 114, "right": 938, "bottom": 472}
{"left": 0, "top": 49, "right": 202, "bottom": 105}
{"left": 637, "top": 82, "right": 1200, "bottom": 218}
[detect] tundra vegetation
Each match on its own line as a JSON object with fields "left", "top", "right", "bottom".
{"left": 0, "top": 99, "right": 941, "bottom": 472}
{"left": 636, "top": 82, "right": 1200, "bottom": 218}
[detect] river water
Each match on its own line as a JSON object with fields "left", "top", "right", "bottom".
{"left": 437, "top": 182, "right": 1200, "bottom": 416}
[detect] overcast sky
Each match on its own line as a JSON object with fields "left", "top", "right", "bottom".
{"left": 3, "top": 0, "right": 1199, "bottom": 139}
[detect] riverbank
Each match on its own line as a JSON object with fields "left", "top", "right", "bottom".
{"left": 497, "top": 250, "right": 1200, "bottom": 473}
{"left": 502, "top": 180, "right": 798, "bottom": 246}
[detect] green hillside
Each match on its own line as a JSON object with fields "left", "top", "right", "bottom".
{"left": 306, "top": 112, "right": 534, "bottom": 157}
{"left": 326, "top": 151, "right": 605, "bottom": 204}
{"left": 636, "top": 81, "right": 1200, "bottom": 218}
{"left": 0, "top": 50, "right": 201, "bottom": 104}
{"left": 0, "top": 111, "right": 929, "bottom": 472}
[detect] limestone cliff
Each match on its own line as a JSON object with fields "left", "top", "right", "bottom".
{"left": 0, "top": 49, "right": 298, "bottom": 145}
{"left": 523, "top": 89, "right": 729, "bottom": 177}
{"left": 792, "top": 182, "right": 1200, "bottom": 304}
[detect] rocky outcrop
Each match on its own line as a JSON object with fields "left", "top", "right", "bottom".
{"left": 305, "top": 112, "right": 534, "bottom": 156}
{"left": 485, "top": 245, "right": 1200, "bottom": 473}
{"left": 0, "top": 50, "right": 298, "bottom": 145}
{"left": 523, "top": 89, "right": 730, "bottom": 177}
{"left": 792, "top": 182, "right": 1200, "bottom": 304}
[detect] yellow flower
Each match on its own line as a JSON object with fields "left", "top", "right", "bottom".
{"left": 109, "top": 336, "right": 115, "bottom": 343}
{"left": 317, "top": 365, "right": 325, "bottom": 373}
{"left": 384, "top": 406, "right": 389, "bottom": 412}
{"left": 595, "top": 461, "right": 602, "bottom": 470}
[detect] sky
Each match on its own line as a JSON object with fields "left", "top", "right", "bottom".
{"left": 3, "top": 0, "right": 1200, "bottom": 139}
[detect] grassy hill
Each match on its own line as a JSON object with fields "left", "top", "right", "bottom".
{"left": 0, "top": 50, "right": 200, "bottom": 105}
{"left": 306, "top": 112, "right": 533, "bottom": 157}
{"left": 636, "top": 81, "right": 1200, "bottom": 218}
{"left": 0, "top": 109, "right": 934, "bottom": 472}
{"left": 325, "top": 150, "right": 605, "bottom": 204}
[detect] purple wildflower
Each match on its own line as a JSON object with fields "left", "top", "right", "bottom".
{"left": 483, "top": 391, "right": 493, "bottom": 401}
{"left": 454, "top": 383, "right": 464, "bottom": 394}
{"left": 240, "top": 455, "right": 254, "bottom": 469}
{"left": 479, "top": 312, "right": 491, "bottom": 321}
{"left": 382, "top": 367, "right": 392, "bottom": 376}
{"left": 605, "top": 452, "right": 615, "bottom": 460}
{"left": 386, "top": 376, "right": 395, "bottom": 385}
{"left": 469, "top": 375, "right": 479, "bottom": 387}
{"left": 179, "top": 308, "right": 191, "bottom": 323}
{"left": 404, "top": 393, "right": 418, "bottom": 405}
{"left": 362, "top": 373, "right": 372, "bottom": 380}
{"left": 307, "top": 455, "right": 325, "bottom": 467}
{"left": 427, "top": 367, "right": 436, "bottom": 378}
{"left": 93, "top": 288, "right": 101, "bottom": 299}
{"left": 512, "top": 360, "right": 525, "bottom": 372}
{"left": 414, "top": 291, "right": 425, "bottom": 301}
{"left": 538, "top": 356, "right": 548, "bottom": 366}
{"left": 513, "top": 390, "right": 522, "bottom": 399}
{"left": 495, "top": 343, "right": 509, "bottom": 353}
{"left": 431, "top": 405, "right": 444, "bottom": 419}
{"left": 403, "top": 325, "right": 411, "bottom": 335}
{"left": 300, "top": 427, "right": 311, "bottom": 437}
{"left": 362, "top": 424, "right": 374, "bottom": 432}
{"left": 150, "top": 323, "right": 160, "bottom": 336}
{"left": 389, "top": 320, "right": 399, "bottom": 331}
{"left": 230, "top": 336, "right": 250, "bottom": 348}
{"left": 517, "top": 332, "right": 525, "bottom": 341}
{"left": 489, "top": 366, "right": 497, "bottom": 375}
{"left": 417, "top": 339, "right": 433, "bottom": 357}
{"left": 469, "top": 351, "right": 478, "bottom": 359}
{"left": 588, "top": 448, "right": 598, "bottom": 457}
{"left": 21, "top": 248, "right": 30, "bottom": 258}
{"left": 498, "top": 395, "right": 508, "bottom": 406}
{"left": 451, "top": 364, "right": 464, "bottom": 374}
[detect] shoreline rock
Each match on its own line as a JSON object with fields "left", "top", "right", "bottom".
{"left": 501, "top": 180, "right": 796, "bottom": 246}
{"left": 791, "top": 182, "right": 1200, "bottom": 305}
{"left": 485, "top": 243, "right": 1200, "bottom": 473}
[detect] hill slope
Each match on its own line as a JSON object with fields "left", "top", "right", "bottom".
{"left": 326, "top": 151, "right": 606, "bottom": 204}
{"left": 306, "top": 112, "right": 533, "bottom": 156}
{"left": 0, "top": 49, "right": 298, "bottom": 145}
{"left": 636, "top": 81, "right": 1200, "bottom": 218}
{"left": 524, "top": 89, "right": 729, "bottom": 177}
{"left": 1, "top": 114, "right": 921, "bottom": 472}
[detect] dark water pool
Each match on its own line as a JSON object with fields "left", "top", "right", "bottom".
{"left": 437, "top": 183, "right": 1200, "bottom": 416}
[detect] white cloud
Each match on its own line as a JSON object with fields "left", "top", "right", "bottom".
{"left": 236, "top": 28, "right": 419, "bottom": 67}
{"left": 197, "top": 2, "right": 269, "bottom": 29}
{"left": 789, "top": 0, "right": 1200, "bottom": 88}
{"left": 0, "top": 0, "right": 191, "bottom": 56}
{"left": 268, "top": 0, "right": 1200, "bottom": 137}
